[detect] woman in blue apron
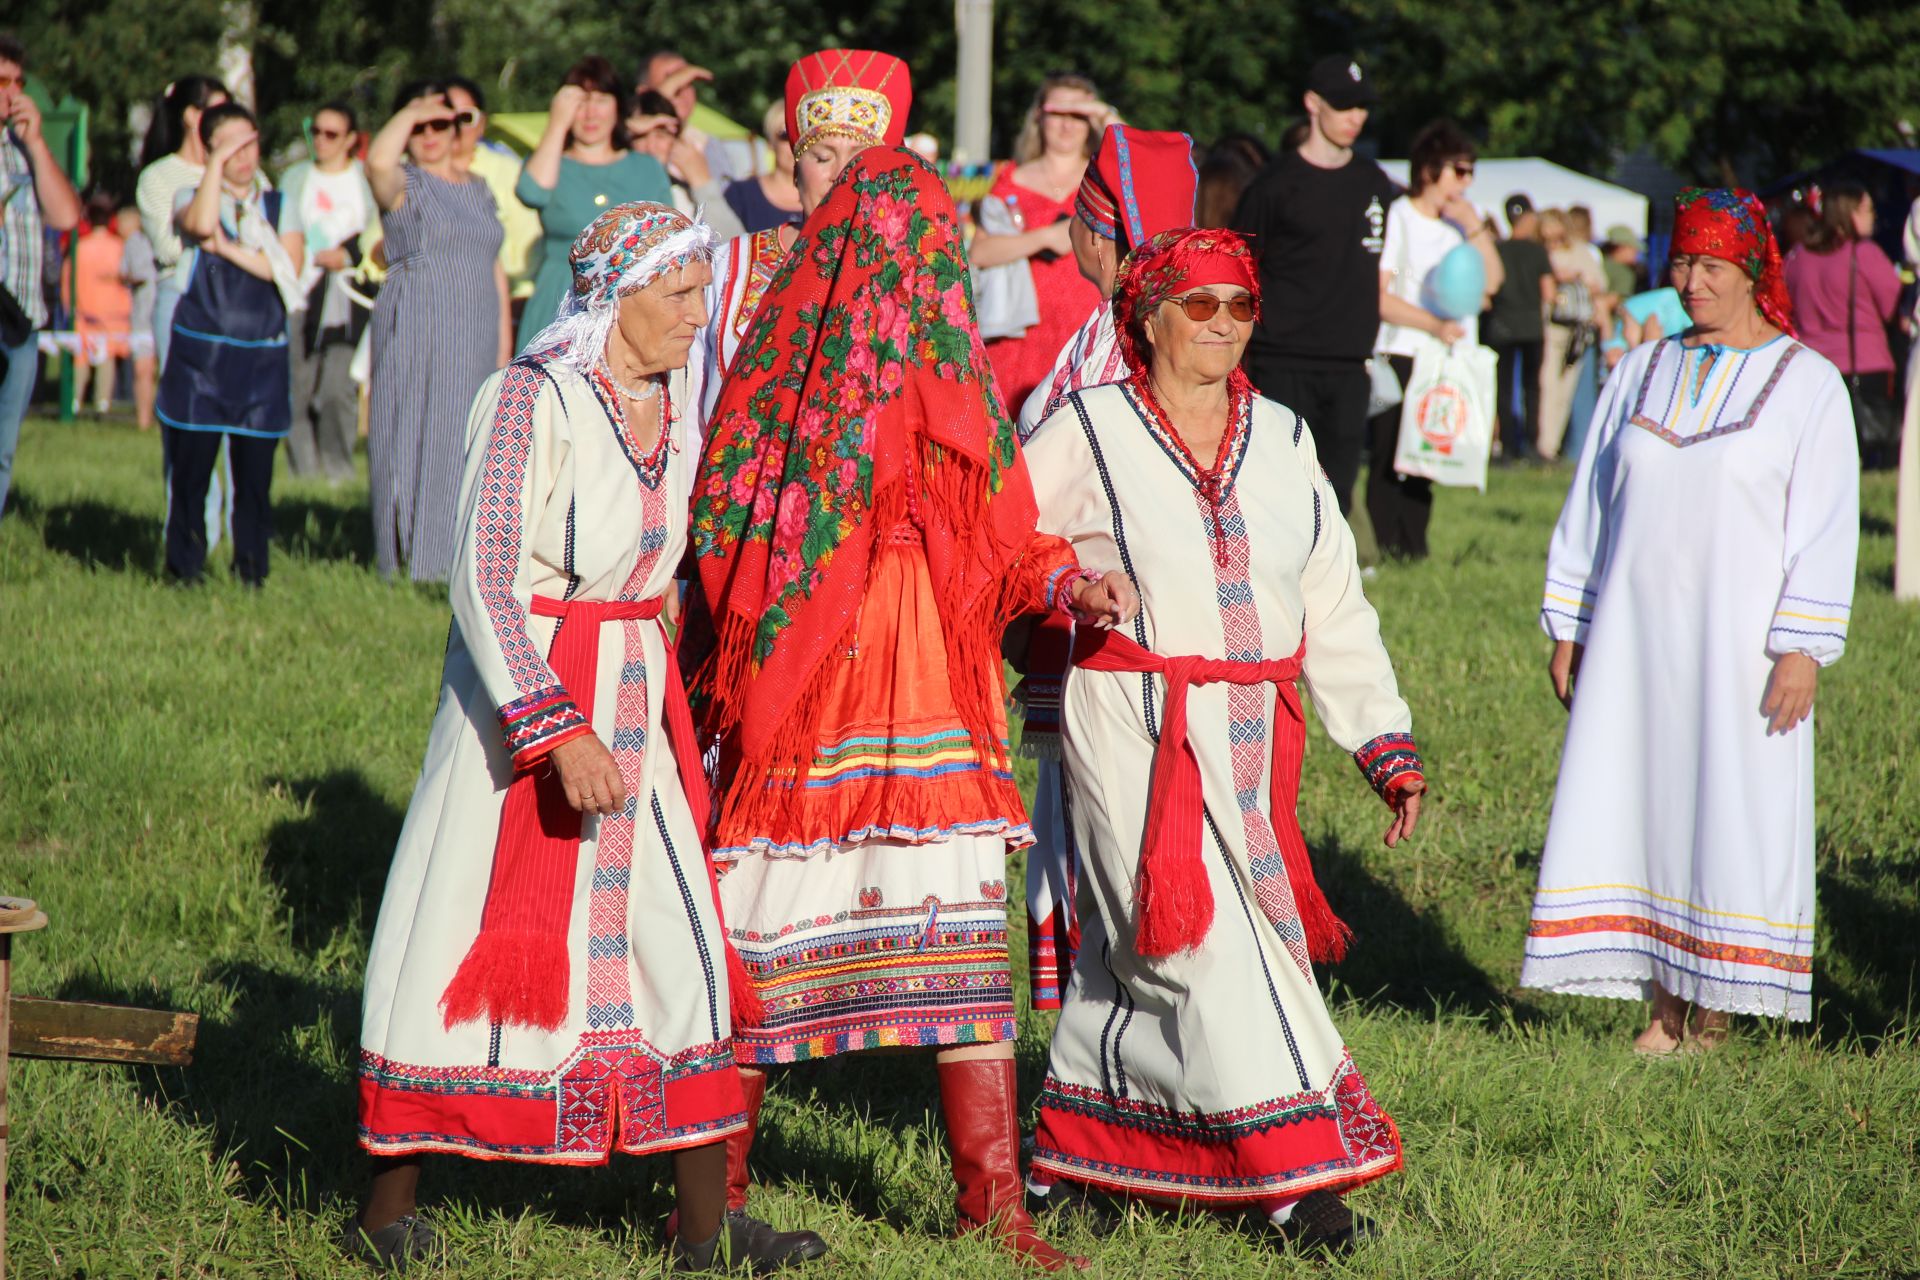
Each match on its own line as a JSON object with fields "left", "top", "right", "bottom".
{"left": 157, "top": 102, "right": 304, "bottom": 586}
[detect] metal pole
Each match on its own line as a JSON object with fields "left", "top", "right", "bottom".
{"left": 954, "top": 0, "right": 995, "bottom": 166}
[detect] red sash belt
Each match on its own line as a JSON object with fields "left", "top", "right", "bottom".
{"left": 441, "top": 593, "right": 760, "bottom": 1033}
{"left": 1070, "top": 627, "right": 1350, "bottom": 963}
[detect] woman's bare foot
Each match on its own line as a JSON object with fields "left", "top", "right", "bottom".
{"left": 1681, "top": 1006, "right": 1730, "bottom": 1053}
{"left": 1633, "top": 986, "right": 1688, "bottom": 1055}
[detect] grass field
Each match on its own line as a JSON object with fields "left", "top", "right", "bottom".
{"left": 1, "top": 415, "right": 1916, "bottom": 1279}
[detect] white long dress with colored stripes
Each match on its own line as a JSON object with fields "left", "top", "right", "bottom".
{"left": 358, "top": 357, "right": 749, "bottom": 1162}
{"left": 1021, "top": 384, "right": 1419, "bottom": 1207}
{"left": 1522, "top": 335, "right": 1860, "bottom": 1020}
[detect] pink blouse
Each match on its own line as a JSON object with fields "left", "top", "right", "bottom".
{"left": 1783, "top": 241, "right": 1901, "bottom": 374}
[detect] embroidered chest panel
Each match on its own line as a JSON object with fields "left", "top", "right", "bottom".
{"left": 1628, "top": 338, "right": 1801, "bottom": 448}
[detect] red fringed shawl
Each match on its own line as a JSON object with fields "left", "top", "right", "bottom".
{"left": 692, "top": 147, "right": 1041, "bottom": 843}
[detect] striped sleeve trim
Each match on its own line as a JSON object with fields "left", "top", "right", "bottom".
{"left": 1541, "top": 576, "right": 1594, "bottom": 642}
{"left": 500, "top": 685, "right": 592, "bottom": 768}
{"left": 1768, "top": 593, "right": 1850, "bottom": 662}
{"left": 1354, "top": 732, "right": 1424, "bottom": 803}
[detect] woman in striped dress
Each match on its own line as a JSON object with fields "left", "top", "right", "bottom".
{"left": 366, "top": 82, "right": 511, "bottom": 583}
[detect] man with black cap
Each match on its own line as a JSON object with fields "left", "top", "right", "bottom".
{"left": 1483, "top": 193, "right": 1555, "bottom": 462}
{"left": 1232, "top": 55, "right": 1399, "bottom": 516}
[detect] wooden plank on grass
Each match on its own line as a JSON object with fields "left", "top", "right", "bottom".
{"left": 8, "top": 997, "right": 198, "bottom": 1066}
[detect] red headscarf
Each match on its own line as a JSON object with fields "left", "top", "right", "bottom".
{"left": 1670, "top": 187, "right": 1796, "bottom": 337}
{"left": 693, "top": 147, "right": 1036, "bottom": 771}
{"left": 1111, "top": 226, "right": 1261, "bottom": 373}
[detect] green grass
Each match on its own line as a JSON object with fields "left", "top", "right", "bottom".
{"left": 2, "top": 415, "right": 1917, "bottom": 1279}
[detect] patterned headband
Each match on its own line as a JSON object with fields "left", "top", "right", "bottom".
{"left": 568, "top": 201, "right": 717, "bottom": 307}
{"left": 518, "top": 201, "right": 717, "bottom": 372}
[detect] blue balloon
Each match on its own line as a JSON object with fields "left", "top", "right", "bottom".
{"left": 1424, "top": 242, "right": 1487, "bottom": 321}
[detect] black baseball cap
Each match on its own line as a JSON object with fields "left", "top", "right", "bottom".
{"left": 1306, "top": 56, "right": 1377, "bottom": 111}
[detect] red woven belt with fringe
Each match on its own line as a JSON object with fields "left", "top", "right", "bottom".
{"left": 441, "top": 593, "right": 762, "bottom": 1033}
{"left": 1070, "top": 627, "right": 1349, "bottom": 962}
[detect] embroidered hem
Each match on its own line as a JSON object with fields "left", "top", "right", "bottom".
{"left": 357, "top": 1036, "right": 746, "bottom": 1162}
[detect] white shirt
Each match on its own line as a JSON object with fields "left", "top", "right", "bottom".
{"left": 1374, "top": 196, "right": 1476, "bottom": 357}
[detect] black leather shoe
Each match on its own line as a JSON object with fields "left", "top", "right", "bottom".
{"left": 670, "top": 1210, "right": 828, "bottom": 1274}
{"left": 1277, "top": 1191, "right": 1380, "bottom": 1254}
{"left": 340, "top": 1212, "right": 439, "bottom": 1271}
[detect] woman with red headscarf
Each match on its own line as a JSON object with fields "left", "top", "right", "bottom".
{"left": 1522, "top": 189, "right": 1860, "bottom": 1050}
{"left": 693, "top": 146, "right": 1133, "bottom": 1272}
{"left": 1020, "top": 227, "right": 1427, "bottom": 1251}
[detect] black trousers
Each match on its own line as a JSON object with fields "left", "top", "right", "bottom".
{"left": 1247, "top": 361, "right": 1371, "bottom": 516}
{"left": 1493, "top": 339, "right": 1544, "bottom": 461}
{"left": 1366, "top": 353, "right": 1431, "bottom": 560}
{"left": 164, "top": 427, "right": 277, "bottom": 583}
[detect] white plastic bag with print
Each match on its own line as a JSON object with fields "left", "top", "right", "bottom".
{"left": 1394, "top": 338, "right": 1496, "bottom": 491}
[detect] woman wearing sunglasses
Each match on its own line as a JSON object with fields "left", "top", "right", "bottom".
{"left": 1021, "top": 227, "right": 1426, "bottom": 1253}
{"left": 1367, "top": 118, "right": 1502, "bottom": 559}
{"left": 364, "top": 80, "right": 511, "bottom": 583}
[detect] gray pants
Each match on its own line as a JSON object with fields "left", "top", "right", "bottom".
{"left": 286, "top": 338, "right": 359, "bottom": 482}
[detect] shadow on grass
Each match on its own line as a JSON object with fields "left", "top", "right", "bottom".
{"left": 1811, "top": 866, "right": 1920, "bottom": 1046}
{"left": 275, "top": 492, "right": 374, "bottom": 568}
{"left": 18, "top": 492, "right": 163, "bottom": 575}
{"left": 1312, "top": 834, "right": 1516, "bottom": 1021}
{"left": 58, "top": 962, "right": 677, "bottom": 1244}
{"left": 262, "top": 772, "right": 406, "bottom": 953}
{"left": 1860, "top": 512, "right": 1894, "bottom": 539}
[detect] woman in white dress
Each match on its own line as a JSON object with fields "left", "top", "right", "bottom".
{"left": 1522, "top": 188, "right": 1859, "bottom": 1050}
{"left": 349, "top": 203, "right": 824, "bottom": 1274}
{"left": 1023, "top": 228, "right": 1427, "bottom": 1252}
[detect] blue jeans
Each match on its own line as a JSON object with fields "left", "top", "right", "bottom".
{"left": 154, "top": 281, "right": 227, "bottom": 549}
{"left": 0, "top": 333, "right": 39, "bottom": 516}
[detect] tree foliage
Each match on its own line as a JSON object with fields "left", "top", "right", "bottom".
{"left": 6, "top": 0, "right": 1919, "bottom": 198}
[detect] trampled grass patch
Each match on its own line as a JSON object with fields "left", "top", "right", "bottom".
{"left": 2, "top": 416, "right": 1915, "bottom": 1278}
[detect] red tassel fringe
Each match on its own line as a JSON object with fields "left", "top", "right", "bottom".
{"left": 1282, "top": 837, "right": 1352, "bottom": 965}
{"left": 725, "top": 937, "right": 767, "bottom": 1029}
{"left": 1133, "top": 833, "right": 1216, "bottom": 957}
{"left": 439, "top": 930, "right": 572, "bottom": 1032}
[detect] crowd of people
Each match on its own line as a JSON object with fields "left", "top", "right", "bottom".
{"left": 0, "top": 25, "right": 1910, "bottom": 1277}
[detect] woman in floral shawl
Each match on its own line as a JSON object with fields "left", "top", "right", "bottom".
{"left": 692, "top": 147, "right": 1133, "bottom": 1272}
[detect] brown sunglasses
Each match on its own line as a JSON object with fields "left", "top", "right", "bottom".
{"left": 1166, "top": 292, "right": 1255, "bottom": 322}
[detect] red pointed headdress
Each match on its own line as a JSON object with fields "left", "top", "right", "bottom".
{"left": 1074, "top": 125, "right": 1200, "bottom": 256}
{"left": 784, "top": 49, "right": 912, "bottom": 160}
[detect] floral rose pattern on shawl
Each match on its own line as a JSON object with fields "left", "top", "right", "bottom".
{"left": 692, "top": 147, "right": 1037, "bottom": 769}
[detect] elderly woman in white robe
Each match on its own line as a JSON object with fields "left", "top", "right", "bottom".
{"left": 349, "top": 202, "right": 825, "bottom": 1275}
{"left": 1522, "top": 188, "right": 1859, "bottom": 1050}
{"left": 1021, "top": 228, "right": 1427, "bottom": 1253}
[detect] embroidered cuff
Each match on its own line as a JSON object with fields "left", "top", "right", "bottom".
{"left": 500, "top": 685, "right": 592, "bottom": 768}
{"left": 1767, "top": 593, "right": 1850, "bottom": 666}
{"left": 1354, "top": 733, "right": 1423, "bottom": 803}
{"left": 1045, "top": 565, "right": 1101, "bottom": 614}
{"left": 1540, "top": 576, "right": 1595, "bottom": 643}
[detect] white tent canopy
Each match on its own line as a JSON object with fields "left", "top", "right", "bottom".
{"left": 1375, "top": 157, "right": 1649, "bottom": 238}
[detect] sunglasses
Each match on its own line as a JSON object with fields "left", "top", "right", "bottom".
{"left": 1451, "top": 162, "right": 1476, "bottom": 177}
{"left": 410, "top": 111, "right": 477, "bottom": 137}
{"left": 312, "top": 126, "right": 348, "bottom": 140}
{"left": 0, "top": 74, "right": 21, "bottom": 91}
{"left": 1165, "top": 292, "right": 1255, "bottom": 322}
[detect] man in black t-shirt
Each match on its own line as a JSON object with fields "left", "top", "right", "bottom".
{"left": 1232, "top": 55, "right": 1399, "bottom": 515}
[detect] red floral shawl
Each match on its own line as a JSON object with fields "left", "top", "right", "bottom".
{"left": 693, "top": 147, "right": 1037, "bottom": 771}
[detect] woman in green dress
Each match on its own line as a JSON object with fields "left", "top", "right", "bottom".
{"left": 514, "top": 56, "right": 673, "bottom": 350}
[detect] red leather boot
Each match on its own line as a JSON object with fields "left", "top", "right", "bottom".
{"left": 728, "top": 1069, "right": 765, "bottom": 1213}
{"left": 937, "top": 1056, "right": 1089, "bottom": 1273}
